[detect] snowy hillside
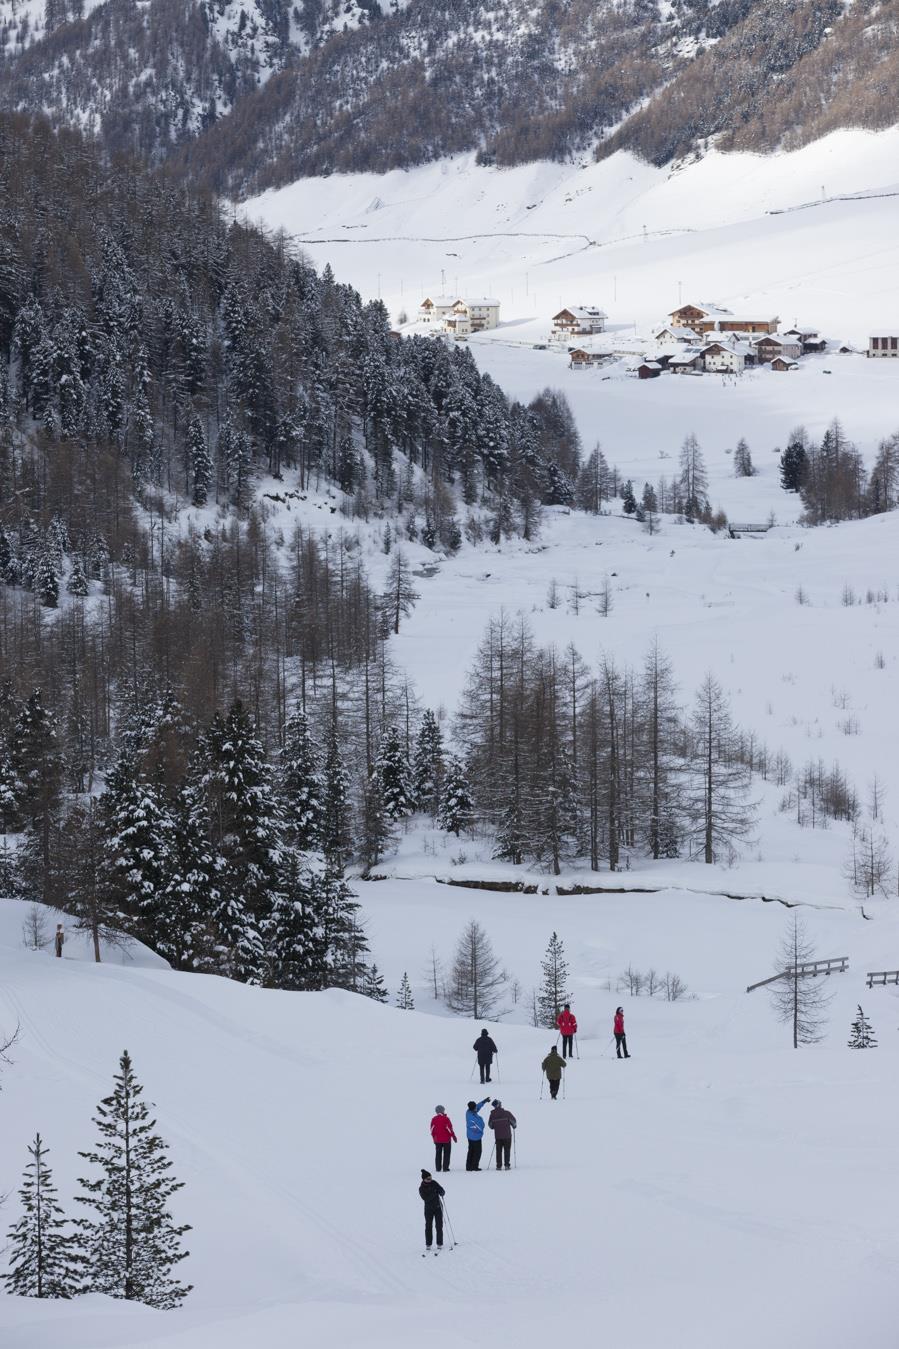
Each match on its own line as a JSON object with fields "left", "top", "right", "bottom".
{"left": 247, "top": 128, "right": 899, "bottom": 478}
{"left": 2, "top": 887, "right": 899, "bottom": 1348}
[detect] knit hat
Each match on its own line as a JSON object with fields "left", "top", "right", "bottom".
{"left": 421, "top": 1169, "right": 431, "bottom": 1180}
{"left": 491, "top": 1099, "right": 501, "bottom": 1107}
{"left": 435, "top": 1105, "right": 445, "bottom": 1114}
{"left": 467, "top": 1101, "right": 477, "bottom": 1111}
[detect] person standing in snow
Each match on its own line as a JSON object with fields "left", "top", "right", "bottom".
{"left": 465, "top": 1098, "right": 489, "bottom": 1170}
{"left": 488, "top": 1099, "right": 517, "bottom": 1170}
{"left": 557, "top": 1003, "right": 577, "bottom": 1058}
{"left": 614, "top": 1007, "right": 630, "bottom": 1059}
{"left": 541, "top": 1046, "right": 565, "bottom": 1099}
{"left": 54, "top": 924, "right": 64, "bottom": 958}
{"left": 430, "top": 1105, "right": 457, "bottom": 1172}
{"left": 473, "top": 1028, "right": 498, "bottom": 1084}
{"left": 419, "top": 1170, "right": 445, "bottom": 1250}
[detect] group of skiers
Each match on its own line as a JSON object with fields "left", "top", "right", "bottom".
{"left": 420, "top": 1004, "right": 629, "bottom": 1249}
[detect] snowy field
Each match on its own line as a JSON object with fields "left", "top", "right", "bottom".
{"left": 245, "top": 129, "right": 899, "bottom": 499}
{"left": 2, "top": 884, "right": 899, "bottom": 1349}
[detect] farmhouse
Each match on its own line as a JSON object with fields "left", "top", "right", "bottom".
{"left": 701, "top": 341, "right": 745, "bottom": 374}
{"left": 418, "top": 296, "right": 500, "bottom": 335}
{"left": 553, "top": 305, "right": 607, "bottom": 336}
{"left": 568, "top": 348, "right": 609, "bottom": 368}
{"left": 637, "top": 361, "right": 662, "bottom": 379}
{"left": 668, "top": 352, "right": 703, "bottom": 374}
{"left": 754, "top": 334, "right": 802, "bottom": 364}
{"left": 868, "top": 335, "right": 899, "bottom": 358}
{"left": 669, "top": 302, "right": 778, "bottom": 335}
{"left": 785, "top": 326, "right": 826, "bottom": 352}
{"left": 770, "top": 356, "right": 799, "bottom": 372}
{"left": 654, "top": 325, "right": 700, "bottom": 343}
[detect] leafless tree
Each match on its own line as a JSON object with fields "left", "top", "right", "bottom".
{"left": 768, "top": 915, "right": 832, "bottom": 1048}
{"left": 685, "top": 674, "right": 755, "bottom": 863}
{"left": 22, "top": 903, "right": 50, "bottom": 952}
{"left": 445, "top": 919, "right": 506, "bottom": 1019}
{"left": 664, "top": 971, "right": 688, "bottom": 1002}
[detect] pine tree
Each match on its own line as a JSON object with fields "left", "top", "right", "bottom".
{"left": 734, "top": 438, "right": 754, "bottom": 477}
{"left": 4, "top": 1134, "right": 80, "bottom": 1298}
{"left": 438, "top": 755, "right": 473, "bottom": 836}
{"left": 265, "top": 851, "right": 329, "bottom": 991}
{"left": 780, "top": 430, "right": 809, "bottom": 492}
{"left": 187, "top": 414, "right": 212, "bottom": 508}
{"left": 412, "top": 709, "right": 444, "bottom": 814}
{"left": 376, "top": 725, "right": 413, "bottom": 821}
{"left": 363, "top": 963, "right": 389, "bottom": 1003}
{"left": 76, "top": 1051, "right": 191, "bottom": 1308}
{"left": 622, "top": 480, "right": 637, "bottom": 514}
{"left": 768, "top": 916, "right": 832, "bottom": 1049}
{"left": 320, "top": 723, "right": 351, "bottom": 868}
{"left": 162, "top": 777, "right": 221, "bottom": 972}
{"left": 679, "top": 433, "right": 708, "bottom": 517}
{"left": 446, "top": 920, "right": 506, "bottom": 1019}
{"left": 537, "top": 932, "right": 570, "bottom": 1028}
{"left": 66, "top": 554, "right": 89, "bottom": 597}
{"left": 99, "top": 754, "right": 174, "bottom": 952}
{"left": 396, "top": 971, "right": 415, "bottom": 1010}
{"left": 847, "top": 1004, "right": 877, "bottom": 1049}
{"left": 280, "top": 705, "right": 323, "bottom": 850}
{"left": 34, "top": 547, "right": 59, "bottom": 608}
{"left": 381, "top": 548, "right": 420, "bottom": 635}
{"left": 360, "top": 771, "right": 394, "bottom": 875}
{"left": 322, "top": 866, "right": 370, "bottom": 992}
{"left": 685, "top": 674, "right": 754, "bottom": 864}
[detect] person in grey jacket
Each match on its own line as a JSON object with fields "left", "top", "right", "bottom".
{"left": 487, "top": 1099, "right": 517, "bottom": 1170}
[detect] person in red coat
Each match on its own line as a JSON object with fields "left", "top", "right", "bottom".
{"left": 614, "top": 1007, "right": 630, "bottom": 1059}
{"left": 429, "top": 1105, "right": 457, "bottom": 1172}
{"left": 557, "top": 1004, "right": 577, "bottom": 1058}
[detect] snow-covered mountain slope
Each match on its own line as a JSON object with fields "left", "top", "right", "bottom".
{"left": 2, "top": 886, "right": 898, "bottom": 1348}
{"left": 247, "top": 129, "right": 899, "bottom": 472}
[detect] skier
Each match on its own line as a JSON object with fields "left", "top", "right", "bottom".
{"left": 54, "top": 924, "right": 64, "bottom": 958}
{"left": 541, "top": 1046, "right": 565, "bottom": 1099}
{"left": 557, "top": 1003, "right": 577, "bottom": 1058}
{"left": 472, "top": 1028, "right": 498, "bottom": 1084}
{"left": 430, "top": 1105, "right": 457, "bottom": 1172}
{"left": 488, "top": 1099, "right": 517, "bottom": 1170}
{"left": 465, "top": 1098, "right": 489, "bottom": 1170}
{"left": 419, "top": 1169, "right": 445, "bottom": 1251}
{"left": 614, "top": 1006, "right": 630, "bottom": 1059}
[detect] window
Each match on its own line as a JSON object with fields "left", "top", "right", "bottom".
{"left": 892, "top": 338, "right": 899, "bottom": 351}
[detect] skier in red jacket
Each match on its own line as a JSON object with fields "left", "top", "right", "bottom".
{"left": 557, "top": 1004, "right": 577, "bottom": 1058}
{"left": 429, "top": 1105, "right": 457, "bottom": 1172}
{"left": 614, "top": 1007, "right": 630, "bottom": 1059}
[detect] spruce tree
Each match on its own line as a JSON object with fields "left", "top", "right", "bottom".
{"left": 360, "top": 771, "right": 394, "bottom": 875}
{"left": 4, "top": 1133, "right": 80, "bottom": 1298}
{"left": 34, "top": 547, "right": 59, "bottom": 608}
{"left": 734, "top": 438, "right": 754, "bottom": 477}
{"left": 320, "top": 723, "right": 351, "bottom": 868}
{"left": 187, "top": 414, "right": 212, "bottom": 508}
{"left": 322, "top": 867, "right": 370, "bottom": 992}
{"left": 265, "top": 851, "right": 328, "bottom": 991}
{"left": 363, "top": 963, "right": 389, "bottom": 1003}
{"left": 162, "top": 777, "right": 220, "bottom": 972}
{"left": 396, "top": 971, "right": 415, "bottom": 1010}
{"left": 412, "top": 709, "right": 444, "bottom": 814}
{"left": 537, "top": 932, "right": 570, "bottom": 1028}
{"left": 376, "top": 725, "right": 413, "bottom": 821}
{"left": 848, "top": 1004, "right": 877, "bottom": 1049}
{"left": 280, "top": 705, "right": 323, "bottom": 850}
{"left": 66, "top": 554, "right": 90, "bottom": 597}
{"left": 100, "top": 753, "right": 174, "bottom": 952}
{"left": 76, "top": 1051, "right": 191, "bottom": 1309}
{"left": 438, "top": 755, "right": 473, "bottom": 836}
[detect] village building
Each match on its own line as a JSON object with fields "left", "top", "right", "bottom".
{"left": 654, "top": 324, "right": 700, "bottom": 344}
{"left": 754, "top": 334, "right": 802, "bottom": 364}
{"left": 784, "top": 326, "right": 826, "bottom": 353}
{"left": 668, "top": 351, "right": 703, "bottom": 374}
{"left": 868, "top": 334, "right": 899, "bottom": 358}
{"left": 552, "top": 305, "right": 607, "bottom": 337}
{"left": 637, "top": 361, "right": 662, "bottom": 379}
{"left": 568, "top": 347, "right": 608, "bottom": 368}
{"left": 668, "top": 302, "right": 778, "bottom": 335}
{"left": 701, "top": 341, "right": 745, "bottom": 375}
{"left": 770, "top": 356, "right": 799, "bottom": 372}
{"left": 418, "top": 295, "right": 500, "bottom": 335}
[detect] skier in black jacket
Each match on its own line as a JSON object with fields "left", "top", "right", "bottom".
{"left": 419, "top": 1170, "right": 445, "bottom": 1250}
{"left": 473, "top": 1028, "right": 498, "bottom": 1084}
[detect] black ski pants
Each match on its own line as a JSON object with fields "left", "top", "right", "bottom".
{"left": 495, "top": 1138, "right": 511, "bottom": 1169}
{"left": 548, "top": 1077, "right": 560, "bottom": 1099}
{"left": 425, "top": 1206, "right": 444, "bottom": 1248}
{"left": 434, "top": 1141, "right": 452, "bottom": 1172}
{"left": 466, "top": 1139, "right": 483, "bottom": 1170}
{"left": 561, "top": 1034, "right": 573, "bottom": 1058}
{"left": 615, "top": 1032, "right": 629, "bottom": 1059}
{"left": 478, "top": 1059, "right": 493, "bottom": 1084}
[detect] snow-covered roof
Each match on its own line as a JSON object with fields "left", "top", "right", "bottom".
{"left": 753, "top": 333, "right": 799, "bottom": 346}
{"left": 555, "top": 305, "right": 608, "bottom": 320}
{"left": 671, "top": 301, "right": 732, "bottom": 318}
{"left": 456, "top": 298, "right": 500, "bottom": 308}
{"left": 655, "top": 325, "right": 699, "bottom": 340}
{"left": 669, "top": 352, "right": 701, "bottom": 365}
{"left": 639, "top": 360, "right": 662, "bottom": 369}
{"left": 419, "top": 295, "right": 457, "bottom": 308}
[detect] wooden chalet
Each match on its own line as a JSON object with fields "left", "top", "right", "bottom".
{"left": 553, "top": 305, "right": 607, "bottom": 336}
{"left": 668, "top": 351, "right": 703, "bottom": 374}
{"left": 637, "top": 361, "right": 662, "bottom": 379}
{"left": 754, "top": 334, "right": 802, "bottom": 364}
{"left": 669, "top": 302, "right": 778, "bottom": 335}
{"left": 770, "top": 356, "right": 799, "bottom": 372}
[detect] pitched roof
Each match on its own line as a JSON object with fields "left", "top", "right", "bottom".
{"left": 555, "top": 305, "right": 608, "bottom": 321}
{"left": 671, "top": 301, "right": 732, "bottom": 318}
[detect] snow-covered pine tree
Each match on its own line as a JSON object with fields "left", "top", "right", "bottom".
{"left": 280, "top": 705, "right": 323, "bottom": 850}
{"left": 438, "top": 755, "right": 473, "bottom": 836}
{"left": 186, "top": 414, "right": 212, "bottom": 507}
{"left": 537, "top": 932, "right": 570, "bottom": 1028}
{"left": 320, "top": 723, "right": 351, "bottom": 868}
{"left": 412, "top": 709, "right": 444, "bottom": 814}
{"left": 76, "top": 1051, "right": 191, "bottom": 1309}
{"left": 162, "top": 777, "right": 221, "bottom": 972}
{"left": 265, "top": 851, "right": 328, "bottom": 991}
{"left": 34, "top": 546, "right": 59, "bottom": 608}
{"left": 396, "top": 971, "right": 414, "bottom": 1009}
{"left": 66, "top": 554, "right": 89, "bottom": 597}
{"left": 322, "top": 867, "right": 370, "bottom": 992}
{"left": 734, "top": 438, "right": 754, "bottom": 477}
{"left": 363, "top": 963, "right": 389, "bottom": 1002}
{"left": 4, "top": 1133, "right": 81, "bottom": 1298}
{"left": 199, "top": 702, "right": 283, "bottom": 984}
{"left": 99, "top": 753, "right": 174, "bottom": 952}
{"left": 360, "top": 770, "right": 394, "bottom": 875}
{"left": 494, "top": 793, "right": 526, "bottom": 865}
{"left": 376, "top": 725, "right": 413, "bottom": 821}
{"left": 848, "top": 1004, "right": 877, "bottom": 1048}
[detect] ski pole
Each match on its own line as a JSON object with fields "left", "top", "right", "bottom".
{"left": 441, "top": 1200, "right": 457, "bottom": 1250}
{"left": 600, "top": 1035, "right": 615, "bottom": 1058}
{"left": 513, "top": 1130, "right": 517, "bottom": 1168}
{"left": 487, "top": 1142, "right": 495, "bottom": 1169}
{"left": 469, "top": 1058, "right": 476, "bottom": 1081}
{"left": 563, "top": 1070, "right": 567, "bottom": 1099}
{"left": 495, "top": 1054, "right": 500, "bottom": 1084}
{"left": 539, "top": 1074, "right": 544, "bottom": 1099}
{"left": 575, "top": 1034, "right": 580, "bottom": 1060}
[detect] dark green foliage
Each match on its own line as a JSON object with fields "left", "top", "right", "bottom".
{"left": 537, "top": 932, "right": 570, "bottom": 1028}
{"left": 4, "top": 1134, "right": 81, "bottom": 1299}
{"left": 848, "top": 1004, "right": 876, "bottom": 1049}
